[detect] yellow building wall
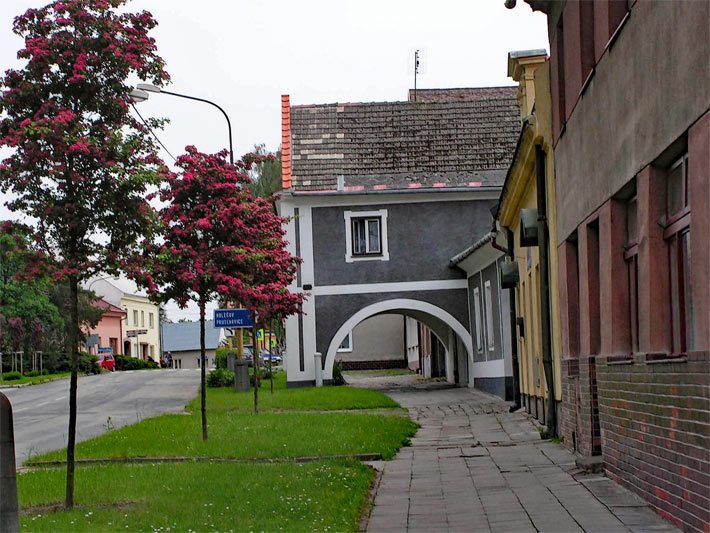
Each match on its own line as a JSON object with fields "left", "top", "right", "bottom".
{"left": 501, "top": 60, "right": 563, "bottom": 404}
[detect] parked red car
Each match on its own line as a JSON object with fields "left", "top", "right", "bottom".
{"left": 97, "top": 353, "right": 115, "bottom": 371}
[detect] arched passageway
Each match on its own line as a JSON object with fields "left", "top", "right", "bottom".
{"left": 324, "top": 298, "right": 472, "bottom": 385}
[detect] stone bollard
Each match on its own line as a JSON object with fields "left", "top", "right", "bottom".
{"left": 234, "top": 359, "right": 250, "bottom": 392}
{"left": 314, "top": 352, "right": 323, "bottom": 387}
{"left": 0, "top": 392, "right": 19, "bottom": 533}
{"left": 227, "top": 354, "right": 236, "bottom": 372}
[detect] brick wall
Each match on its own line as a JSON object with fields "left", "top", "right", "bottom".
{"left": 597, "top": 352, "right": 710, "bottom": 532}
{"left": 561, "top": 358, "right": 578, "bottom": 450}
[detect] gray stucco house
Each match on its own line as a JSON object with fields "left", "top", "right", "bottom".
{"left": 450, "top": 231, "right": 515, "bottom": 399}
{"left": 277, "top": 88, "right": 520, "bottom": 390}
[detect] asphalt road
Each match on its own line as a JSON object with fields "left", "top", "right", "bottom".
{"left": 1, "top": 369, "right": 200, "bottom": 465}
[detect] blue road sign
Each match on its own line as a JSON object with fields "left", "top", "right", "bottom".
{"left": 214, "top": 309, "right": 253, "bottom": 328}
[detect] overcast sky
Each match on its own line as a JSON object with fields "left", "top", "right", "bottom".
{"left": 0, "top": 1, "right": 548, "bottom": 321}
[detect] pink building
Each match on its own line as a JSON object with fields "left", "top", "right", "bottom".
{"left": 87, "top": 299, "right": 126, "bottom": 355}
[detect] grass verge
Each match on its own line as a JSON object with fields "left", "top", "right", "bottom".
{"left": 0, "top": 372, "right": 71, "bottom": 387}
{"left": 21, "top": 374, "right": 417, "bottom": 531}
{"left": 205, "top": 371, "right": 403, "bottom": 413}
{"left": 32, "top": 411, "right": 416, "bottom": 462}
{"left": 19, "top": 461, "right": 374, "bottom": 532}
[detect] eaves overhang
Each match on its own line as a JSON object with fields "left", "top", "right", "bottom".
{"left": 495, "top": 117, "right": 541, "bottom": 227}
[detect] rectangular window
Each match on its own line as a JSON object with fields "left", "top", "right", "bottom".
{"left": 133, "top": 310, "right": 138, "bottom": 326}
{"left": 337, "top": 332, "right": 353, "bottom": 352}
{"left": 625, "top": 195, "right": 639, "bottom": 354}
{"left": 484, "top": 280, "right": 495, "bottom": 351}
{"left": 664, "top": 153, "right": 692, "bottom": 354}
{"left": 352, "top": 217, "right": 381, "bottom": 256}
{"left": 586, "top": 220, "right": 601, "bottom": 355}
{"left": 141, "top": 310, "right": 145, "bottom": 328}
{"left": 580, "top": 0, "right": 595, "bottom": 82}
{"left": 149, "top": 312, "right": 154, "bottom": 329}
{"left": 473, "top": 287, "right": 483, "bottom": 353}
{"left": 555, "top": 19, "right": 566, "bottom": 133}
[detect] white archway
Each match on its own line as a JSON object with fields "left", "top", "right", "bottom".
{"left": 324, "top": 298, "right": 473, "bottom": 382}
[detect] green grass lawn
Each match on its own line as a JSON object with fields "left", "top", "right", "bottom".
{"left": 21, "top": 374, "right": 417, "bottom": 531}
{"left": 19, "top": 461, "right": 374, "bottom": 532}
{"left": 206, "top": 371, "right": 403, "bottom": 413}
{"left": 33, "top": 411, "right": 416, "bottom": 462}
{"left": 0, "top": 372, "right": 71, "bottom": 387}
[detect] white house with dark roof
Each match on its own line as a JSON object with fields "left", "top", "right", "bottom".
{"left": 161, "top": 320, "right": 225, "bottom": 369}
{"left": 277, "top": 87, "right": 521, "bottom": 391}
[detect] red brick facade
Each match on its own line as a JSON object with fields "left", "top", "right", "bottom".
{"left": 597, "top": 352, "right": 709, "bottom": 531}
{"left": 530, "top": 0, "right": 710, "bottom": 529}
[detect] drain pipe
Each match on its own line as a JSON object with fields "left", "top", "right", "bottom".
{"left": 491, "top": 230, "right": 522, "bottom": 410}
{"left": 536, "top": 144, "right": 557, "bottom": 437}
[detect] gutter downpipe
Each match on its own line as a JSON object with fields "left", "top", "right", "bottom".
{"left": 536, "top": 144, "right": 557, "bottom": 437}
{"left": 491, "top": 231, "right": 522, "bottom": 410}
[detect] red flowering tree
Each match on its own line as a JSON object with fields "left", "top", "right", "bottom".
{"left": 134, "top": 146, "right": 302, "bottom": 436}
{"left": 0, "top": 0, "right": 168, "bottom": 508}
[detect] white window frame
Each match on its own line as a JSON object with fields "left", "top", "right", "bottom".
{"left": 473, "top": 287, "right": 483, "bottom": 353}
{"left": 344, "top": 209, "right": 389, "bottom": 263}
{"left": 133, "top": 310, "right": 138, "bottom": 326}
{"left": 337, "top": 331, "right": 353, "bottom": 352}
{"left": 149, "top": 312, "right": 154, "bottom": 329}
{"left": 484, "top": 280, "right": 495, "bottom": 352}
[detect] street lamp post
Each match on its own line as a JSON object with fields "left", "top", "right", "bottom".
{"left": 130, "top": 84, "right": 234, "bottom": 164}
{"left": 128, "top": 84, "right": 244, "bottom": 359}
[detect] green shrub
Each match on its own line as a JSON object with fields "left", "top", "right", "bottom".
{"left": 332, "top": 361, "right": 346, "bottom": 386}
{"left": 215, "top": 347, "right": 233, "bottom": 370}
{"left": 80, "top": 353, "right": 101, "bottom": 374}
{"left": 2, "top": 371, "right": 22, "bottom": 381}
{"left": 115, "top": 355, "right": 159, "bottom": 371}
{"left": 27, "top": 370, "right": 40, "bottom": 377}
{"left": 207, "top": 368, "right": 235, "bottom": 388}
{"left": 39, "top": 352, "right": 100, "bottom": 374}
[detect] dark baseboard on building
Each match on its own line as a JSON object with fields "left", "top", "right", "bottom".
{"left": 286, "top": 379, "right": 334, "bottom": 388}
{"left": 473, "top": 376, "right": 510, "bottom": 400}
{"left": 338, "top": 360, "right": 407, "bottom": 371}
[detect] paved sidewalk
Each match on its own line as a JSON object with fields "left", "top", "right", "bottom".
{"left": 364, "top": 383, "right": 678, "bottom": 533}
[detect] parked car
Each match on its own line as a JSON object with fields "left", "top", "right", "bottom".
{"left": 260, "top": 350, "right": 282, "bottom": 365}
{"left": 97, "top": 353, "right": 115, "bottom": 371}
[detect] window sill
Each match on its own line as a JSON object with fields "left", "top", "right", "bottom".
{"left": 606, "top": 355, "right": 634, "bottom": 366}
{"left": 644, "top": 353, "right": 687, "bottom": 365}
{"left": 345, "top": 253, "right": 390, "bottom": 263}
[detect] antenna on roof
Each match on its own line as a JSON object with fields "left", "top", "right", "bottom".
{"left": 414, "top": 49, "right": 420, "bottom": 102}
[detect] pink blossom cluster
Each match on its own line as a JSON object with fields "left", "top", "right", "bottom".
{"left": 132, "top": 147, "right": 303, "bottom": 323}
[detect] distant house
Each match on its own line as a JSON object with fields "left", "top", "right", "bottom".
{"left": 335, "top": 314, "right": 406, "bottom": 371}
{"left": 277, "top": 87, "right": 520, "bottom": 387}
{"left": 86, "top": 277, "right": 161, "bottom": 362}
{"left": 161, "top": 320, "right": 225, "bottom": 369}
{"left": 86, "top": 299, "right": 127, "bottom": 356}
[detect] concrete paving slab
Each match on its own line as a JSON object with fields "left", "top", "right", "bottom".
{"left": 362, "top": 376, "right": 678, "bottom": 533}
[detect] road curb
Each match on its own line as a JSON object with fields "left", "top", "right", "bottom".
{"left": 24, "top": 453, "right": 384, "bottom": 469}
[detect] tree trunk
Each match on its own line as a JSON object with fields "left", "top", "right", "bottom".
{"left": 64, "top": 275, "right": 79, "bottom": 509}
{"left": 199, "top": 298, "right": 208, "bottom": 440}
{"left": 252, "top": 318, "right": 259, "bottom": 414}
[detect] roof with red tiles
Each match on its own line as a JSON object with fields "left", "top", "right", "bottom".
{"left": 282, "top": 87, "right": 520, "bottom": 193}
